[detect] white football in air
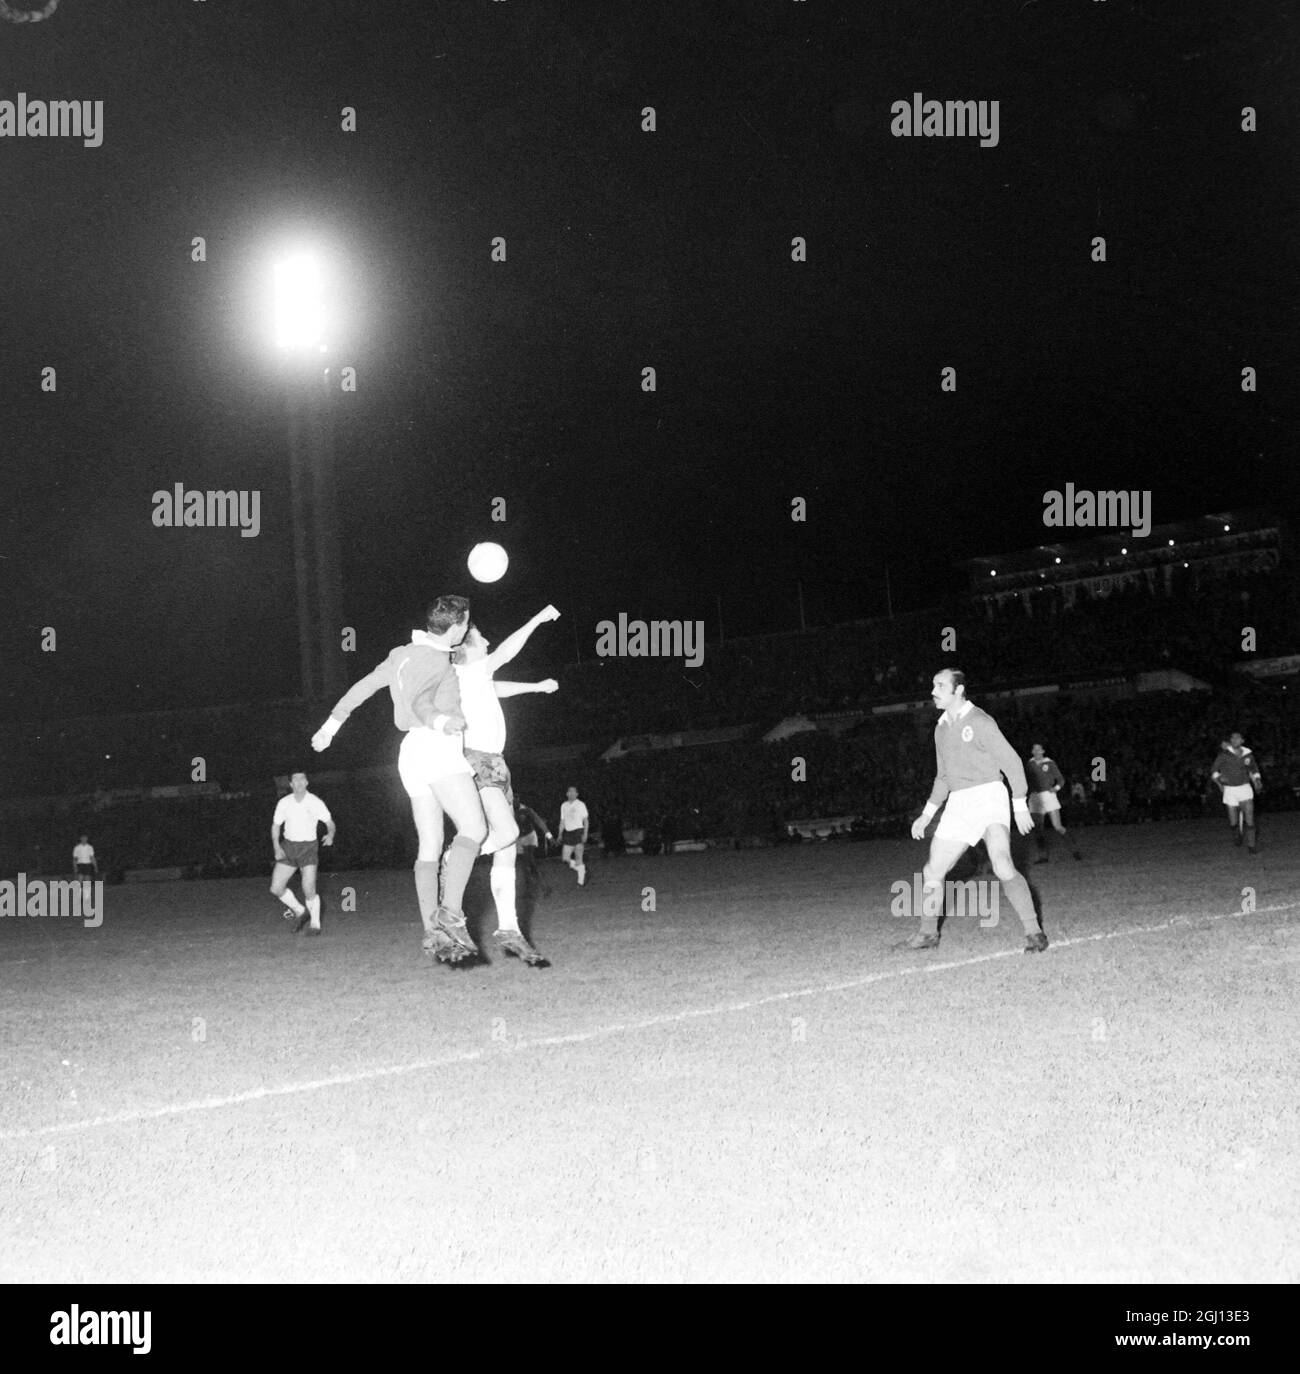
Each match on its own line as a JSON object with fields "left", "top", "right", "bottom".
{"left": 467, "top": 542, "right": 509, "bottom": 583}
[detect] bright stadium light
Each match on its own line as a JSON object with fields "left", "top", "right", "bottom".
{"left": 273, "top": 253, "right": 327, "bottom": 350}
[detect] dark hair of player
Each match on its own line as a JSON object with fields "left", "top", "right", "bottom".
{"left": 426, "top": 595, "right": 471, "bottom": 635}
{"left": 945, "top": 668, "right": 967, "bottom": 694}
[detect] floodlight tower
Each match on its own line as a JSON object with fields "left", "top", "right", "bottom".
{"left": 273, "top": 253, "right": 346, "bottom": 705}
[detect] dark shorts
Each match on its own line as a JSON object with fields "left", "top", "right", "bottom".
{"left": 75, "top": 863, "right": 95, "bottom": 878}
{"left": 464, "top": 747, "right": 514, "bottom": 805}
{"left": 279, "top": 839, "right": 319, "bottom": 870}
{"left": 561, "top": 829, "right": 585, "bottom": 847}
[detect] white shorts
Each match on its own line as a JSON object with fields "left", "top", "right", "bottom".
{"left": 1028, "top": 790, "right": 1060, "bottom": 816}
{"left": 1221, "top": 782, "right": 1254, "bottom": 807}
{"left": 397, "top": 727, "right": 472, "bottom": 798}
{"left": 935, "top": 781, "right": 1011, "bottom": 848}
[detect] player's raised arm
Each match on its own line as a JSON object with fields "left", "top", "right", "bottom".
{"left": 493, "top": 678, "right": 558, "bottom": 698}
{"left": 484, "top": 606, "right": 561, "bottom": 672}
{"left": 312, "top": 657, "right": 395, "bottom": 751}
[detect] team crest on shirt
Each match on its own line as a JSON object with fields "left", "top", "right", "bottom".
{"left": 961, "top": 725, "right": 974, "bottom": 742}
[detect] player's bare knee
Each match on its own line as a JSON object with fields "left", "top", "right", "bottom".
{"left": 991, "top": 857, "right": 1018, "bottom": 882}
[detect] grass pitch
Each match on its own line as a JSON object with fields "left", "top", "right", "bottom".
{"left": 2, "top": 817, "right": 1297, "bottom": 1283}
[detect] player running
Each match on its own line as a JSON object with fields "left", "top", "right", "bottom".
{"left": 270, "top": 771, "right": 335, "bottom": 934}
{"left": 442, "top": 605, "right": 560, "bottom": 966}
{"left": 1026, "top": 743, "right": 1082, "bottom": 863}
{"left": 1211, "top": 732, "right": 1263, "bottom": 853}
{"left": 559, "top": 786, "right": 589, "bottom": 886}
{"left": 311, "top": 595, "right": 489, "bottom": 965}
{"left": 908, "top": 669, "right": 1048, "bottom": 953}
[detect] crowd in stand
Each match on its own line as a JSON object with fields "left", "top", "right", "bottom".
{"left": 511, "top": 684, "right": 1300, "bottom": 847}
{"left": 7, "top": 680, "right": 1292, "bottom": 879}
{"left": 512, "top": 563, "right": 1295, "bottom": 743}
{"left": 2, "top": 554, "right": 1296, "bottom": 874}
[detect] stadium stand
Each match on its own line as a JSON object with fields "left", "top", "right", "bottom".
{"left": 2, "top": 517, "right": 1295, "bottom": 872}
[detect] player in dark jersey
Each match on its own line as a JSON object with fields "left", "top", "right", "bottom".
{"left": 311, "top": 595, "right": 488, "bottom": 963}
{"left": 1210, "top": 733, "right": 1263, "bottom": 853}
{"left": 1026, "top": 743, "right": 1082, "bottom": 862}
{"left": 908, "top": 669, "right": 1048, "bottom": 953}
{"left": 514, "top": 797, "right": 554, "bottom": 900}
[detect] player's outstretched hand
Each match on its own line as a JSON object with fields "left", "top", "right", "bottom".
{"left": 538, "top": 604, "right": 561, "bottom": 623}
{"left": 1013, "top": 808, "right": 1035, "bottom": 837}
{"left": 538, "top": 678, "right": 559, "bottom": 693}
{"left": 442, "top": 713, "right": 467, "bottom": 734}
{"left": 910, "top": 816, "right": 928, "bottom": 841}
{"left": 310, "top": 728, "right": 332, "bottom": 753}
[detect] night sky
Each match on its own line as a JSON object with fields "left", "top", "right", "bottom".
{"left": 3, "top": 0, "right": 1297, "bottom": 722}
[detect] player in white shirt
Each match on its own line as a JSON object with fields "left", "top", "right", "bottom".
{"left": 559, "top": 786, "right": 589, "bottom": 885}
{"left": 270, "top": 772, "right": 336, "bottom": 934}
{"left": 72, "top": 835, "right": 98, "bottom": 901}
{"left": 450, "top": 606, "right": 560, "bottom": 966}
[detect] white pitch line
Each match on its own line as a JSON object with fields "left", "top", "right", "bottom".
{"left": 2, "top": 898, "right": 1297, "bottom": 1144}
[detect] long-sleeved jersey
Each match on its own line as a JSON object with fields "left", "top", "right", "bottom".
{"left": 1211, "top": 746, "right": 1260, "bottom": 789}
{"left": 1027, "top": 756, "right": 1065, "bottom": 794}
{"left": 928, "top": 702, "right": 1029, "bottom": 807}
{"left": 328, "top": 632, "right": 462, "bottom": 733}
